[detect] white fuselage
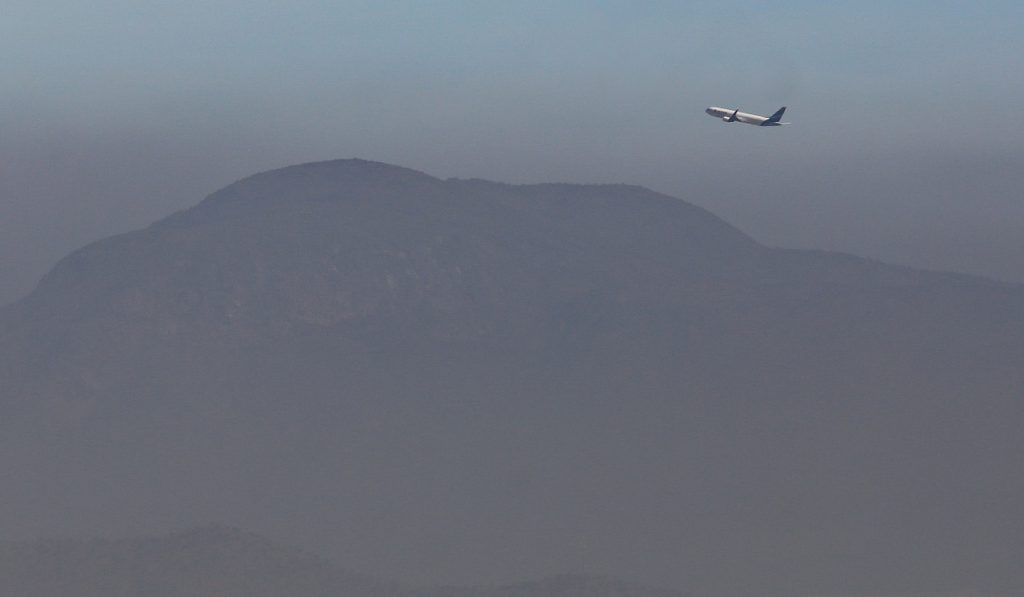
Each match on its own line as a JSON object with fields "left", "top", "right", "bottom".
{"left": 705, "top": 106, "right": 778, "bottom": 126}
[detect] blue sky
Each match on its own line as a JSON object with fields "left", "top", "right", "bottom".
{"left": 6, "top": 2, "right": 1021, "bottom": 133}
{"left": 5, "top": 1, "right": 1022, "bottom": 161}
{"left": 2, "top": 1, "right": 1023, "bottom": 303}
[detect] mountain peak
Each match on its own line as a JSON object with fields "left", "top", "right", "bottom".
{"left": 199, "top": 158, "right": 443, "bottom": 208}
{"left": 261, "top": 158, "right": 441, "bottom": 183}
{"left": 11, "top": 158, "right": 757, "bottom": 335}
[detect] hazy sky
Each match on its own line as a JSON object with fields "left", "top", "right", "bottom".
{"left": 3, "top": 1, "right": 1023, "bottom": 305}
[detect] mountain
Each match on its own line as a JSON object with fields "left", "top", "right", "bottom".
{"left": 1, "top": 159, "right": 1022, "bottom": 597}
{"left": 0, "top": 527, "right": 683, "bottom": 597}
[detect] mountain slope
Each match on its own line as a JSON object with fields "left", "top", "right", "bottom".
{"left": 1, "top": 159, "right": 1022, "bottom": 597}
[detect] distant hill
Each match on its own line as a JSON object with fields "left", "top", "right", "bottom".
{"left": 421, "top": 575, "right": 688, "bottom": 597}
{"left": 0, "top": 526, "right": 390, "bottom": 597}
{"left": 0, "top": 527, "right": 684, "bottom": 597}
{"left": 1, "top": 159, "right": 1022, "bottom": 597}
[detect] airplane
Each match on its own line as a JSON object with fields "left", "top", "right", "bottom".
{"left": 705, "top": 106, "right": 789, "bottom": 126}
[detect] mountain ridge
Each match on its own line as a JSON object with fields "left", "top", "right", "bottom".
{"left": 0, "top": 526, "right": 687, "bottom": 597}
{"left": 1, "top": 158, "right": 1021, "bottom": 597}
{"left": 10, "top": 158, "right": 1018, "bottom": 322}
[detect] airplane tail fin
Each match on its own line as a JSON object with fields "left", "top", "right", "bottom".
{"left": 766, "top": 106, "right": 786, "bottom": 123}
